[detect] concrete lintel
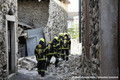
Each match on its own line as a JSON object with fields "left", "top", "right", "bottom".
{"left": 6, "top": 15, "right": 15, "bottom": 22}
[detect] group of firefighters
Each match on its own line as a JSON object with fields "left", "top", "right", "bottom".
{"left": 34, "top": 33, "right": 71, "bottom": 77}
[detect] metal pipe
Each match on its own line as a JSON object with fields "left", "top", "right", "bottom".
{"left": 79, "top": 0, "right": 81, "bottom": 43}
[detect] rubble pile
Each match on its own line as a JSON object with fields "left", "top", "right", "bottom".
{"left": 18, "top": 56, "right": 37, "bottom": 71}
{"left": 18, "top": 54, "right": 83, "bottom": 79}
{"left": 46, "top": 54, "right": 82, "bottom": 79}
{"left": 17, "top": 38, "right": 83, "bottom": 79}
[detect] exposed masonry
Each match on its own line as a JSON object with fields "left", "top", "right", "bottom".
{"left": 0, "top": 0, "right": 69, "bottom": 79}
{"left": 18, "top": 0, "right": 49, "bottom": 28}
{"left": 46, "top": 0, "right": 68, "bottom": 40}
{"left": 81, "top": 0, "right": 100, "bottom": 76}
{"left": 18, "top": 0, "right": 68, "bottom": 41}
{"left": 0, "top": 0, "right": 17, "bottom": 79}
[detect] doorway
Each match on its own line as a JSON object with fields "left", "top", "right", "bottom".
{"left": 6, "top": 15, "right": 17, "bottom": 76}
{"left": 8, "top": 21, "right": 16, "bottom": 74}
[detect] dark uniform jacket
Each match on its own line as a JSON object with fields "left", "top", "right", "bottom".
{"left": 52, "top": 39, "right": 60, "bottom": 52}
{"left": 62, "top": 35, "right": 71, "bottom": 50}
{"left": 34, "top": 42, "right": 46, "bottom": 61}
{"left": 58, "top": 36, "right": 64, "bottom": 49}
{"left": 46, "top": 43, "right": 55, "bottom": 55}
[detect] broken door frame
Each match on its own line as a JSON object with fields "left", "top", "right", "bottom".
{"left": 5, "top": 15, "right": 18, "bottom": 77}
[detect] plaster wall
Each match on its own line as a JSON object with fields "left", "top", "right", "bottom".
{"left": 100, "top": 0, "right": 118, "bottom": 77}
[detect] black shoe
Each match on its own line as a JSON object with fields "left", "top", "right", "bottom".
{"left": 66, "top": 59, "right": 68, "bottom": 61}
{"left": 41, "top": 73, "right": 45, "bottom": 77}
{"left": 38, "top": 72, "right": 41, "bottom": 75}
{"left": 45, "top": 67, "right": 47, "bottom": 70}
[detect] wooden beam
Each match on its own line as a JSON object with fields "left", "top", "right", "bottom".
{"left": 85, "top": 0, "right": 90, "bottom": 59}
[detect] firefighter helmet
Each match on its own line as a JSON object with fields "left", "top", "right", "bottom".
{"left": 49, "top": 41, "right": 52, "bottom": 44}
{"left": 64, "top": 33, "right": 68, "bottom": 36}
{"left": 54, "top": 36, "right": 58, "bottom": 41}
{"left": 39, "top": 38, "right": 45, "bottom": 42}
{"left": 59, "top": 33, "right": 63, "bottom": 36}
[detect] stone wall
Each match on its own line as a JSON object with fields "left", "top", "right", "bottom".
{"left": 18, "top": 0, "right": 49, "bottom": 28}
{"left": 0, "top": 0, "right": 17, "bottom": 79}
{"left": 81, "top": 0, "right": 100, "bottom": 76}
{"left": 46, "top": 0, "right": 68, "bottom": 40}
{"left": 18, "top": 0, "right": 69, "bottom": 42}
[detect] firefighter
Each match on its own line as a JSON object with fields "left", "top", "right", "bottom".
{"left": 34, "top": 38, "right": 46, "bottom": 77}
{"left": 52, "top": 36, "right": 60, "bottom": 67}
{"left": 62, "top": 33, "right": 71, "bottom": 61}
{"left": 58, "top": 33, "right": 65, "bottom": 60}
{"left": 46, "top": 41, "right": 54, "bottom": 67}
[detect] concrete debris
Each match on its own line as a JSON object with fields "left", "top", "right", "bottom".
{"left": 18, "top": 56, "right": 37, "bottom": 71}
{"left": 18, "top": 54, "right": 83, "bottom": 79}
{"left": 47, "top": 54, "right": 83, "bottom": 79}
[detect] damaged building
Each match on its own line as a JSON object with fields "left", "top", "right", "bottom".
{"left": 18, "top": 0, "right": 70, "bottom": 57}
{"left": 0, "top": 0, "right": 70, "bottom": 79}
{"left": 0, "top": 0, "right": 18, "bottom": 79}
{"left": 18, "top": 0, "right": 70, "bottom": 41}
{"left": 81, "top": 0, "right": 119, "bottom": 78}
{"left": 1, "top": 0, "right": 120, "bottom": 79}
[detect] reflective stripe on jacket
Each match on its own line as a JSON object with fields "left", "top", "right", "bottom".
{"left": 37, "top": 55, "right": 46, "bottom": 61}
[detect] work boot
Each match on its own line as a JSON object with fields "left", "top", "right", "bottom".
{"left": 55, "top": 64, "right": 58, "bottom": 67}
{"left": 41, "top": 72, "right": 45, "bottom": 77}
{"left": 45, "top": 67, "right": 47, "bottom": 70}
{"left": 38, "top": 71, "right": 41, "bottom": 75}
{"left": 66, "top": 57, "right": 68, "bottom": 61}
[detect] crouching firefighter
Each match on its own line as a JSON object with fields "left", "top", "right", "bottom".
{"left": 34, "top": 38, "right": 46, "bottom": 77}
{"left": 46, "top": 41, "right": 54, "bottom": 68}
{"left": 52, "top": 36, "right": 60, "bottom": 67}
{"left": 62, "top": 33, "right": 71, "bottom": 61}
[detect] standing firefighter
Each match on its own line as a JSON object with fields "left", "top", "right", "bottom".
{"left": 52, "top": 36, "right": 60, "bottom": 67}
{"left": 62, "top": 33, "right": 71, "bottom": 61}
{"left": 58, "top": 33, "right": 65, "bottom": 60}
{"left": 46, "top": 41, "right": 54, "bottom": 67}
{"left": 34, "top": 38, "right": 46, "bottom": 77}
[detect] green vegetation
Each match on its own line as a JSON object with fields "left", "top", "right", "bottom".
{"left": 68, "top": 24, "right": 79, "bottom": 39}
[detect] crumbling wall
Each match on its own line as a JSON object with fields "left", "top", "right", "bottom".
{"left": 18, "top": 0, "right": 69, "bottom": 42}
{"left": 0, "top": 0, "right": 17, "bottom": 79}
{"left": 47, "top": 0, "right": 68, "bottom": 40}
{"left": 18, "top": 0, "right": 49, "bottom": 28}
{"left": 81, "top": 0, "right": 100, "bottom": 76}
